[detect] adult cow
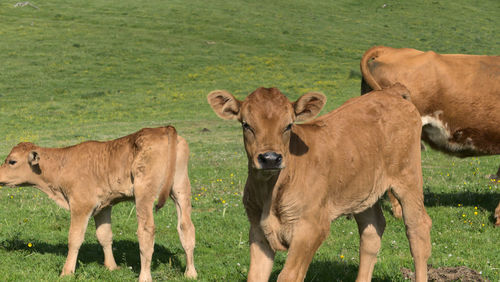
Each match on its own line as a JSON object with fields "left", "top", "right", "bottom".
{"left": 360, "top": 46, "right": 500, "bottom": 225}
{"left": 0, "top": 126, "right": 197, "bottom": 282}
{"left": 208, "top": 85, "right": 431, "bottom": 282}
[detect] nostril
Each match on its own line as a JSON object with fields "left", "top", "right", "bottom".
{"left": 276, "top": 154, "right": 282, "bottom": 164}
{"left": 258, "top": 154, "right": 267, "bottom": 164}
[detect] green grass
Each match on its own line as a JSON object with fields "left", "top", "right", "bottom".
{"left": 0, "top": 0, "right": 499, "bottom": 280}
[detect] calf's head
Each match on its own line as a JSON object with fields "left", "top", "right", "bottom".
{"left": 0, "top": 142, "right": 41, "bottom": 187}
{"left": 208, "top": 87, "right": 325, "bottom": 171}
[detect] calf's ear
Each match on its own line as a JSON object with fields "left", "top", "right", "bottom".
{"left": 207, "top": 90, "right": 241, "bottom": 120}
{"left": 293, "top": 92, "right": 326, "bottom": 122}
{"left": 28, "top": 151, "right": 40, "bottom": 166}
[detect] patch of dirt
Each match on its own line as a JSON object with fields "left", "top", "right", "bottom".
{"left": 401, "top": 266, "right": 488, "bottom": 282}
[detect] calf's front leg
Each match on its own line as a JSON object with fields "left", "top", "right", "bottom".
{"left": 247, "top": 223, "right": 275, "bottom": 282}
{"left": 94, "top": 206, "right": 118, "bottom": 270}
{"left": 61, "top": 206, "right": 93, "bottom": 276}
{"left": 277, "top": 220, "right": 328, "bottom": 282}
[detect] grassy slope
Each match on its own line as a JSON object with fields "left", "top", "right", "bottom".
{"left": 0, "top": 0, "right": 499, "bottom": 280}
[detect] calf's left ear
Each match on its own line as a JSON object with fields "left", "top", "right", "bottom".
{"left": 293, "top": 92, "right": 326, "bottom": 122}
{"left": 28, "top": 151, "right": 40, "bottom": 166}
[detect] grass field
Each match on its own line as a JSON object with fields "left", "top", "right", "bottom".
{"left": 0, "top": 0, "right": 499, "bottom": 281}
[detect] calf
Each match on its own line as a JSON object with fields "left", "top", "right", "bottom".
{"left": 208, "top": 85, "right": 431, "bottom": 282}
{"left": 360, "top": 46, "right": 500, "bottom": 224}
{"left": 0, "top": 126, "right": 197, "bottom": 281}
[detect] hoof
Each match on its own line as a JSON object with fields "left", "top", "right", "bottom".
{"left": 185, "top": 268, "right": 198, "bottom": 279}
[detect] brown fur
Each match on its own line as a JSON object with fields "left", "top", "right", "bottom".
{"left": 208, "top": 85, "right": 432, "bottom": 282}
{"left": 0, "top": 126, "right": 197, "bottom": 281}
{"left": 360, "top": 46, "right": 500, "bottom": 225}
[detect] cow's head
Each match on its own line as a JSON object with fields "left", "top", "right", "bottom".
{"left": 208, "top": 87, "right": 325, "bottom": 171}
{"left": 0, "top": 142, "right": 41, "bottom": 187}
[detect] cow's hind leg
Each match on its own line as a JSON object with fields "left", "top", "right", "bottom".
{"left": 170, "top": 172, "right": 197, "bottom": 278}
{"left": 392, "top": 184, "right": 431, "bottom": 282}
{"left": 61, "top": 205, "right": 93, "bottom": 276}
{"left": 495, "top": 201, "right": 500, "bottom": 226}
{"left": 94, "top": 206, "right": 118, "bottom": 270}
{"left": 387, "top": 190, "right": 403, "bottom": 219}
{"left": 488, "top": 165, "right": 500, "bottom": 180}
{"left": 490, "top": 166, "right": 500, "bottom": 226}
{"left": 354, "top": 202, "right": 386, "bottom": 282}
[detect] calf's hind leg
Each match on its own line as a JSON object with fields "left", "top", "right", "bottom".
{"left": 354, "top": 202, "right": 386, "bottom": 282}
{"left": 392, "top": 185, "right": 432, "bottom": 282}
{"left": 170, "top": 172, "right": 197, "bottom": 278}
{"left": 134, "top": 187, "right": 157, "bottom": 282}
{"left": 94, "top": 206, "right": 118, "bottom": 270}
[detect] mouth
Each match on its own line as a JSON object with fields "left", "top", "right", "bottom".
{"left": 252, "top": 165, "right": 284, "bottom": 172}
{"left": 0, "top": 182, "right": 27, "bottom": 188}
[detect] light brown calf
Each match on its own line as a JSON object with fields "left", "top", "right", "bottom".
{"left": 0, "top": 126, "right": 197, "bottom": 281}
{"left": 360, "top": 46, "right": 500, "bottom": 224}
{"left": 208, "top": 85, "right": 431, "bottom": 282}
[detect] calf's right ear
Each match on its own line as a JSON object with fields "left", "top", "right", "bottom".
{"left": 28, "top": 151, "right": 40, "bottom": 166}
{"left": 207, "top": 90, "right": 241, "bottom": 120}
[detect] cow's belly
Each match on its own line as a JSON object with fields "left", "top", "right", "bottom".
{"left": 421, "top": 113, "right": 478, "bottom": 157}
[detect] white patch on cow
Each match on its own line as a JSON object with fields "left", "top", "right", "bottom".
{"left": 421, "top": 112, "right": 476, "bottom": 153}
{"left": 421, "top": 113, "right": 450, "bottom": 146}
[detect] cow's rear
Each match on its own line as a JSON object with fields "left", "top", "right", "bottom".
{"left": 361, "top": 46, "right": 500, "bottom": 224}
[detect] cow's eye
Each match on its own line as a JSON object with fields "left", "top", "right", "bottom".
{"left": 8, "top": 160, "right": 17, "bottom": 165}
{"left": 284, "top": 123, "right": 293, "bottom": 132}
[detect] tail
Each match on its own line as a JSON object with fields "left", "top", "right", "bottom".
{"left": 155, "top": 126, "right": 178, "bottom": 211}
{"left": 360, "top": 46, "right": 385, "bottom": 93}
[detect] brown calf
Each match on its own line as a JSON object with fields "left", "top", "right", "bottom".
{"left": 208, "top": 85, "right": 431, "bottom": 282}
{"left": 0, "top": 126, "right": 197, "bottom": 281}
{"left": 360, "top": 46, "right": 500, "bottom": 224}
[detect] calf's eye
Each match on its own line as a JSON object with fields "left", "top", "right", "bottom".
{"left": 284, "top": 123, "right": 293, "bottom": 132}
{"left": 242, "top": 122, "right": 251, "bottom": 131}
{"left": 8, "top": 160, "right": 17, "bottom": 165}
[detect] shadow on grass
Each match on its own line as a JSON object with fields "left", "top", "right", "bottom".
{"left": 267, "top": 260, "right": 393, "bottom": 282}
{"left": 422, "top": 190, "right": 500, "bottom": 223}
{"left": 0, "top": 238, "right": 184, "bottom": 275}
{"left": 380, "top": 189, "right": 499, "bottom": 224}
